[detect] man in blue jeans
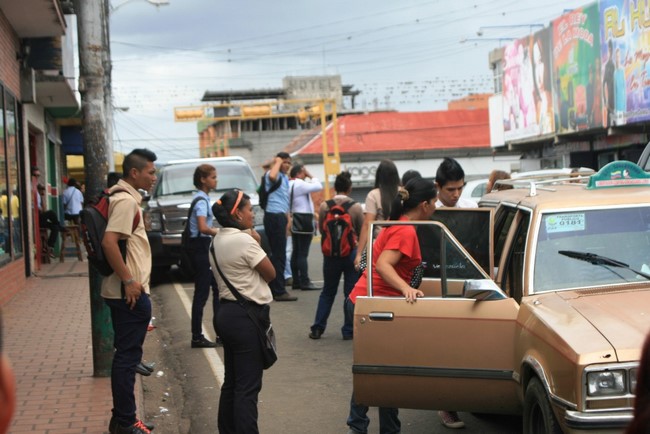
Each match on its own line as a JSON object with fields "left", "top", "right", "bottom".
{"left": 101, "top": 149, "right": 157, "bottom": 434}
{"left": 263, "top": 152, "right": 298, "bottom": 302}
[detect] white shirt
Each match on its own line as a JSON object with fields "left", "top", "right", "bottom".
{"left": 290, "top": 177, "right": 323, "bottom": 214}
{"left": 62, "top": 186, "right": 84, "bottom": 215}
{"left": 436, "top": 197, "right": 478, "bottom": 209}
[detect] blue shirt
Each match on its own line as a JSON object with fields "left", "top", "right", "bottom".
{"left": 189, "top": 191, "right": 212, "bottom": 238}
{"left": 264, "top": 172, "right": 289, "bottom": 213}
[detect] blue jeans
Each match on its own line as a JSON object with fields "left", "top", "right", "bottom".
{"left": 346, "top": 298, "right": 400, "bottom": 434}
{"left": 311, "top": 251, "right": 358, "bottom": 337}
{"left": 291, "top": 232, "right": 313, "bottom": 287}
{"left": 216, "top": 301, "right": 264, "bottom": 434}
{"left": 104, "top": 294, "right": 152, "bottom": 427}
{"left": 264, "top": 212, "right": 288, "bottom": 296}
{"left": 190, "top": 237, "right": 219, "bottom": 339}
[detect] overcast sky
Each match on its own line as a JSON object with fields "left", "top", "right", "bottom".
{"left": 108, "top": 0, "right": 590, "bottom": 163}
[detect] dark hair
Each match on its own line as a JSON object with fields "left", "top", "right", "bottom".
{"left": 488, "top": 170, "right": 512, "bottom": 192}
{"left": 389, "top": 178, "right": 437, "bottom": 220}
{"left": 401, "top": 169, "right": 422, "bottom": 186}
{"left": 212, "top": 189, "right": 250, "bottom": 229}
{"left": 627, "top": 332, "right": 650, "bottom": 433}
{"left": 435, "top": 157, "right": 465, "bottom": 187}
{"left": 193, "top": 164, "right": 216, "bottom": 189}
{"left": 290, "top": 164, "right": 304, "bottom": 178}
{"left": 122, "top": 148, "right": 157, "bottom": 178}
{"left": 276, "top": 152, "right": 291, "bottom": 159}
{"left": 67, "top": 178, "right": 77, "bottom": 187}
{"left": 375, "top": 159, "right": 400, "bottom": 219}
{"left": 31, "top": 166, "right": 40, "bottom": 175}
{"left": 107, "top": 172, "right": 122, "bottom": 188}
{"left": 334, "top": 171, "right": 352, "bottom": 193}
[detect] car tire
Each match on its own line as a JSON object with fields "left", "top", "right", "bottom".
{"left": 523, "top": 377, "right": 562, "bottom": 434}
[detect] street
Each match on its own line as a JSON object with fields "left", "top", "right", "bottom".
{"left": 142, "top": 239, "right": 522, "bottom": 433}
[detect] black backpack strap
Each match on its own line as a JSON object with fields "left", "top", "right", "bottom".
{"left": 341, "top": 200, "right": 355, "bottom": 212}
{"left": 267, "top": 173, "right": 282, "bottom": 193}
{"left": 185, "top": 196, "right": 210, "bottom": 238}
{"left": 325, "top": 199, "right": 336, "bottom": 209}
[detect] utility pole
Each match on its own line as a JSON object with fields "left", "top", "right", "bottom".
{"left": 74, "top": 0, "right": 114, "bottom": 377}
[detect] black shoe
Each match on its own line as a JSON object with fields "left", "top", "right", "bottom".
{"left": 291, "top": 284, "right": 301, "bottom": 290}
{"left": 135, "top": 362, "right": 152, "bottom": 376}
{"left": 309, "top": 328, "right": 323, "bottom": 339}
{"left": 109, "top": 418, "right": 154, "bottom": 433}
{"left": 215, "top": 336, "right": 224, "bottom": 346}
{"left": 285, "top": 277, "right": 293, "bottom": 287}
{"left": 191, "top": 336, "right": 217, "bottom": 348}
{"left": 342, "top": 335, "right": 353, "bottom": 341}
{"left": 301, "top": 282, "right": 322, "bottom": 291}
{"left": 273, "top": 293, "right": 298, "bottom": 302}
{"left": 140, "top": 361, "right": 155, "bottom": 372}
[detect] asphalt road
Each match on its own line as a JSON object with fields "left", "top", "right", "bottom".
{"left": 142, "top": 238, "right": 523, "bottom": 433}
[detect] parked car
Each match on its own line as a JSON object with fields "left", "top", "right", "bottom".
{"left": 353, "top": 160, "right": 650, "bottom": 433}
{"left": 459, "top": 178, "right": 488, "bottom": 205}
{"left": 143, "top": 156, "right": 267, "bottom": 274}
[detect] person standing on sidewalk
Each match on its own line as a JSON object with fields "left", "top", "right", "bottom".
{"left": 309, "top": 171, "right": 363, "bottom": 340}
{"left": 263, "top": 152, "right": 298, "bottom": 302}
{"left": 188, "top": 164, "right": 220, "bottom": 349}
{"left": 101, "top": 149, "right": 157, "bottom": 434}
{"left": 289, "top": 163, "right": 322, "bottom": 291}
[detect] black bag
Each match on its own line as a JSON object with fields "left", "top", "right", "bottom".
{"left": 289, "top": 185, "right": 314, "bottom": 235}
{"left": 257, "top": 173, "right": 281, "bottom": 211}
{"left": 358, "top": 248, "right": 424, "bottom": 289}
{"left": 211, "top": 248, "right": 278, "bottom": 369}
{"left": 180, "top": 197, "right": 209, "bottom": 276}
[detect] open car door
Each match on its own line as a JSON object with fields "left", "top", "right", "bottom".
{"left": 353, "top": 219, "right": 521, "bottom": 415}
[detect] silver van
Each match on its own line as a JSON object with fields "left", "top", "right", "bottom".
{"left": 143, "top": 156, "right": 267, "bottom": 274}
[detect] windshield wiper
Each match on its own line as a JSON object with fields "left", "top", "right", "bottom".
{"left": 159, "top": 190, "right": 196, "bottom": 197}
{"left": 558, "top": 250, "right": 650, "bottom": 281}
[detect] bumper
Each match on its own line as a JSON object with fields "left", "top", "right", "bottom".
{"left": 564, "top": 409, "right": 632, "bottom": 433}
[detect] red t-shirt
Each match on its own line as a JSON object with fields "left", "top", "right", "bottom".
{"left": 349, "top": 216, "right": 421, "bottom": 303}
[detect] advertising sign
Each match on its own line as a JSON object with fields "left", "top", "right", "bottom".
{"left": 502, "top": 28, "right": 554, "bottom": 141}
{"left": 552, "top": 3, "right": 603, "bottom": 133}
{"left": 283, "top": 75, "right": 343, "bottom": 106}
{"left": 600, "top": 0, "right": 650, "bottom": 126}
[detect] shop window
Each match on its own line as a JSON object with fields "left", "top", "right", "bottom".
{"left": 0, "top": 87, "right": 8, "bottom": 265}
{"left": 6, "top": 92, "right": 22, "bottom": 258}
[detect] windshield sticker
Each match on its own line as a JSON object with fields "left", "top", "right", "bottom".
{"left": 545, "top": 213, "right": 586, "bottom": 233}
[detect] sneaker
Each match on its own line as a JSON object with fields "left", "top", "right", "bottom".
{"left": 285, "top": 277, "right": 293, "bottom": 287}
{"left": 109, "top": 418, "right": 154, "bottom": 433}
{"left": 191, "top": 335, "right": 217, "bottom": 348}
{"left": 438, "top": 411, "right": 465, "bottom": 429}
{"left": 308, "top": 328, "right": 323, "bottom": 339}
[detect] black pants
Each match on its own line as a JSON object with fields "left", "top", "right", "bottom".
{"left": 291, "top": 232, "right": 313, "bottom": 287}
{"left": 190, "top": 237, "right": 219, "bottom": 339}
{"left": 216, "top": 301, "right": 264, "bottom": 434}
{"left": 39, "top": 210, "right": 60, "bottom": 247}
{"left": 263, "top": 212, "right": 288, "bottom": 296}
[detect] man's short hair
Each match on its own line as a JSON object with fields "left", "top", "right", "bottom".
{"left": 31, "top": 166, "right": 40, "bottom": 175}
{"left": 435, "top": 157, "right": 465, "bottom": 187}
{"left": 122, "top": 149, "right": 157, "bottom": 178}
{"left": 276, "top": 152, "right": 291, "bottom": 160}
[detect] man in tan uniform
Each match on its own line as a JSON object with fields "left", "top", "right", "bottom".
{"left": 101, "top": 149, "right": 157, "bottom": 434}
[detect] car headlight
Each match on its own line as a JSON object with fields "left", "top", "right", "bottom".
{"left": 587, "top": 370, "right": 626, "bottom": 396}
{"left": 629, "top": 367, "right": 638, "bottom": 394}
{"left": 144, "top": 211, "right": 162, "bottom": 231}
{"left": 252, "top": 204, "right": 264, "bottom": 227}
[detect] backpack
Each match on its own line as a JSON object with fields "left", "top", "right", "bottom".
{"left": 257, "top": 173, "right": 281, "bottom": 210}
{"left": 80, "top": 188, "right": 140, "bottom": 276}
{"left": 179, "top": 196, "right": 209, "bottom": 277}
{"left": 321, "top": 199, "right": 357, "bottom": 257}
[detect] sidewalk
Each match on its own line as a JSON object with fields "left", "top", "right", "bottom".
{"left": 4, "top": 258, "right": 143, "bottom": 434}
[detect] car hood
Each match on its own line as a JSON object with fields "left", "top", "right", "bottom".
{"left": 557, "top": 288, "right": 650, "bottom": 362}
{"left": 149, "top": 192, "right": 260, "bottom": 209}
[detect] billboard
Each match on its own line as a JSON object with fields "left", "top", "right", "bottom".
{"left": 552, "top": 3, "right": 603, "bottom": 133}
{"left": 283, "top": 75, "right": 343, "bottom": 106}
{"left": 600, "top": 0, "right": 650, "bottom": 126}
{"left": 502, "top": 28, "right": 555, "bottom": 141}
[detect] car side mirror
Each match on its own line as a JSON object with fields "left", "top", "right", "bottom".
{"left": 462, "top": 279, "right": 507, "bottom": 301}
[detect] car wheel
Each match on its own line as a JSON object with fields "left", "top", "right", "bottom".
{"left": 523, "top": 377, "right": 562, "bottom": 434}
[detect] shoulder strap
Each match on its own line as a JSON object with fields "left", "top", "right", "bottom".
{"left": 326, "top": 199, "right": 336, "bottom": 209}
{"left": 290, "top": 184, "right": 295, "bottom": 212}
{"left": 341, "top": 200, "right": 355, "bottom": 212}
{"left": 210, "top": 246, "right": 246, "bottom": 305}
{"left": 268, "top": 173, "right": 282, "bottom": 193}
{"left": 107, "top": 187, "right": 141, "bottom": 233}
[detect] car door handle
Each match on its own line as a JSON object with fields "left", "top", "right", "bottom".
{"left": 369, "top": 312, "right": 394, "bottom": 321}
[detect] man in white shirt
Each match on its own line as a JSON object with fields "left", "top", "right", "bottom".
{"left": 289, "top": 164, "right": 323, "bottom": 290}
{"left": 435, "top": 157, "right": 478, "bottom": 209}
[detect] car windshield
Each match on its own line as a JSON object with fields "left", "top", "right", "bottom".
{"left": 533, "top": 206, "right": 650, "bottom": 292}
{"left": 156, "top": 162, "right": 258, "bottom": 196}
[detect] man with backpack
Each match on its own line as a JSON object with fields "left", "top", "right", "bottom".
{"left": 261, "top": 152, "right": 298, "bottom": 302}
{"left": 101, "top": 149, "right": 157, "bottom": 434}
{"left": 309, "top": 171, "right": 363, "bottom": 340}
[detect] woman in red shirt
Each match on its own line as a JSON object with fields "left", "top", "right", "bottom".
{"left": 346, "top": 177, "right": 437, "bottom": 434}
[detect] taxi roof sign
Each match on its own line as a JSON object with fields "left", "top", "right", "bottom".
{"left": 587, "top": 161, "right": 650, "bottom": 189}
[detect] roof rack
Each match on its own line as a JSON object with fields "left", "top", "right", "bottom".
{"left": 495, "top": 168, "right": 595, "bottom": 196}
